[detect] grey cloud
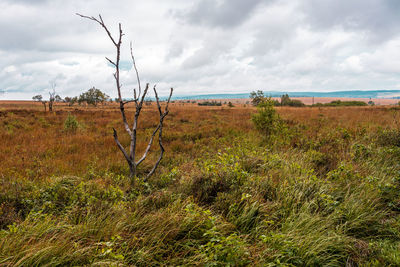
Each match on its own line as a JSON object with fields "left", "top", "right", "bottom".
{"left": 300, "top": 0, "right": 400, "bottom": 42}
{"left": 2, "top": 0, "right": 400, "bottom": 100}
{"left": 176, "top": 0, "right": 267, "bottom": 28}
{"left": 247, "top": 2, "right": 301, "bottom": 57}
{"left": 166, "top": 43, "right": 184, "bottom": 60}
{"left": 181, "top": 32, "right": 235, "bottom": 69}
{"left": 3, "top": 0, "right": 48, "bottom": 5}
{"left": 0, "top": 17, "right": 109, "bottom": 53}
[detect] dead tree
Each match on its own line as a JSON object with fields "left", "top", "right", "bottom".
{"left": 41, "top": 101, "right": 47, "bottom": 112}
{"left": 48, "top": 82, "right": 56, "bottom": 112}
{"left": 77, "top": 13, "right": 173, "bottom": 183}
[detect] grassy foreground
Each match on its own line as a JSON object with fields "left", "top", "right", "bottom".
{"left": 1, "top": 102, "right": 400, "bottom": 266}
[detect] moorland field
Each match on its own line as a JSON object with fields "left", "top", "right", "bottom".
{"left": 1, "top": 101, "right": 400, "bottom": 266}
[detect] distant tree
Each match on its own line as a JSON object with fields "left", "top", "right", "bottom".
{"left": 368, "top": 100, "right": 375, "bottom": 106}
{"left": 280, "top": 94, "right": 290, "bottom": 106}
{"left": 280, "top": 94, "right": 305, "bottom": 107}
{"left": 228, "top": 101, "right": 234, "bottom": 107}
{"left": 79, "top": 87, "right": 110, "bottom": 106}
{"left": 65, "top": 96, "right": 78, "bottom": 106}
{"left": 33, "top": 94, "right": 48, "bottom": 111}
{"left": 250, "top": 90, "right": 265, "bottom": 106}
{"left": 71, "top": 96, "right": 78, "bottom": 106}
{"left": 78, "top": 95, "right": 85, "bottom": 105}
{"left": 55, "top": 94, "right": 63, "bottom": 102}
{"left": 32, "top": 95, "right": 43, "bottom": 102}
{"left": 287, "top": 99, "right": 305, "bottom": 107}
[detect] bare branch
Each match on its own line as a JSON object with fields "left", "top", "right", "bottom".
{"left": 145, "top": 87, "right": 173, "bottom": 180}
{"left": 164, "top": 88, "right": 174, "bottom": 112}
{"left": 118, "top": 102, "right": 132, "bottom": 137}
{"left": 113, "top": 128, "right": 131, "bottom": 164}
{"left": 153, "top": 85, "right": 162, "bottom": 115}
{"left": 138, "top": 83, "right": 149, "bottom": 108}
{"left": 76, "top": 13, "right": 118, "bottom": 47}
{"left": 122, "top": 100, "right": 136, "bottom": 105}
{"left": 130, "top": 41, "right": 141, "bottom": 100}
{"left": 136, "top": 124, "right": 161, "bottom": 166}
{"left": 105, "top": 57, "right": 116, "bottom": 66}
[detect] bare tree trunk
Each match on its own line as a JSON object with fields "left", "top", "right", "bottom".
{"left": 78, "top": 13, "right": 173, "bottom": 183}
{"left": 42, "top": 101, "right": 47, "bottom": 112}
{"left": 49, "top": 83, "right": 56, "bottom": 112}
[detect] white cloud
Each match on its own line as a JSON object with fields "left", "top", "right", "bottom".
{"left": 1, "top": 0, "right": 400, "bottom": 100}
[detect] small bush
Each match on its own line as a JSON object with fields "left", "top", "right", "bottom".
{"left": 64, "top": 114, "right": 79, "bottom": 133}
{"left": 252, "top": 99, "right": 287, "bottom": 143}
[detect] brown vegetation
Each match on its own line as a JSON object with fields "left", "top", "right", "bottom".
{"left": 0, "top": 101, "right": 398, "bottom": 180}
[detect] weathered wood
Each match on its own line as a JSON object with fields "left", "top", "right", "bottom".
{"left": 78, "top": 13, "right": 173, "bottom": 182}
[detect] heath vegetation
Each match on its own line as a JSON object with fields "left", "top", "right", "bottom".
{"left": 1, "top": 101, "right": 400, "bottom": 266}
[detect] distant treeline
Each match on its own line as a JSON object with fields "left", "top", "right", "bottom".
{"left": 250, "top": 91, "right": 306, "bottom": 107}
{"left": 198, "top": 101, "right": 222, "bottom": 106}
{"left": 250, "top": 90, "right": 377, "bottom": 107}
{"left": 312, "top": 100, "right": 368, "bottom": 107}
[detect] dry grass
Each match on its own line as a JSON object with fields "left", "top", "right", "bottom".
{"left": 1, "top": 102, "right": 399, "bottom": 180}
{"left": 0, "top": 102, "right": 255, "bottom": 179}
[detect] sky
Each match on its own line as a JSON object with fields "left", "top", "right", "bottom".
{"left": 1, "top": 0, "right": 400, "bottom": 100}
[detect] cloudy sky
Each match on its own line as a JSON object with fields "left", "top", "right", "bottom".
{"left": 1, "top": 0, "right": 400, "bottom": 100}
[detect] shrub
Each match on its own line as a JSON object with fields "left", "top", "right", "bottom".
{"left": 64, "top": 114, "right": 79, "bottom": 133}
{"left": 376, "top": 129, "right": 400, "bottom": 147}
{"left": 251, "top": 99, "right": 286, "bottom": 143}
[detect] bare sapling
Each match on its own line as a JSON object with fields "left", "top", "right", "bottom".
{"left": 77, "top": 13, "right": 173, "bottom": 183}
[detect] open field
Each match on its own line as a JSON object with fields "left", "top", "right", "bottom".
{"left": 1, "top": 102, "right": 400, "bottom": 265}
{"left": 3, "top": 96, "right": 400, "bottom": 109}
